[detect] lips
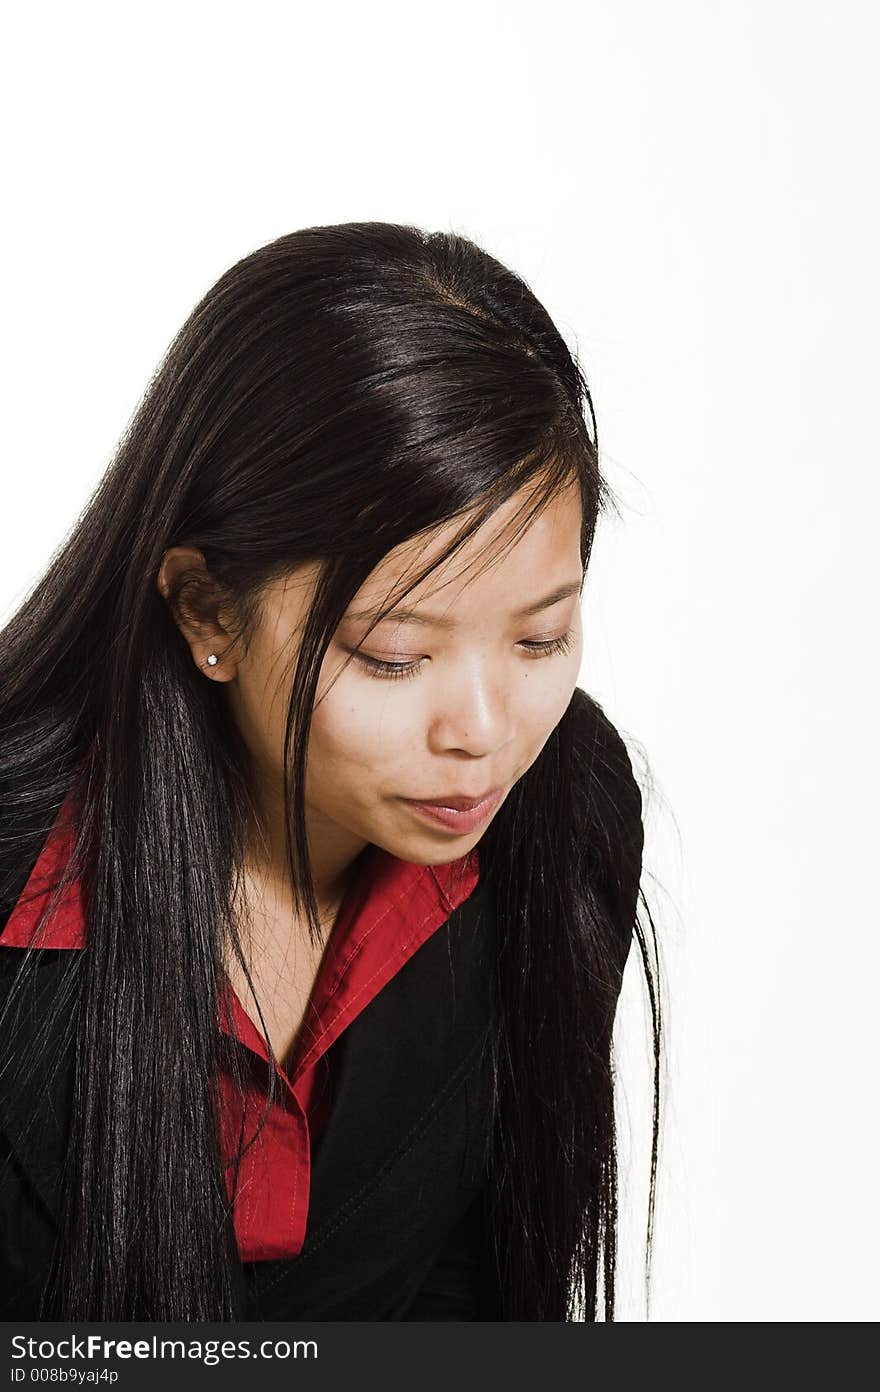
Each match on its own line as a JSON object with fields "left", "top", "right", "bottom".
{"left": 405, "top": 790, "right": 501, "bottom": 811}
{"left": 400, "top": 788, "right": 505, "bottom": 835}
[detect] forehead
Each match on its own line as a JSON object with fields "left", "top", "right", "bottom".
{"left": 349, "top": 478, "right": 583, "bottom": 621}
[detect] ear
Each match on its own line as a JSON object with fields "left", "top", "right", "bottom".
{"left": 155, "top": 546, "right": 239, "bottom": 682}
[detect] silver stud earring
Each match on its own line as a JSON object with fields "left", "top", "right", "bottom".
{"left": 206, "top": 653, "right": 219, "bottom": 667}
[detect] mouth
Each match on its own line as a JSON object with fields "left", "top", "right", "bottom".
{"left": 398, "top": 788, "right": 505, "bottom": 835}
{"left": 407, "top": 789, "right": 503, "bottom": 811}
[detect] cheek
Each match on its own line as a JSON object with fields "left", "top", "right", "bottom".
{"left": 310, "top": 697, "right": 371, "bottom": 767}
{"left": 517, "top": 651, "right": 582, "bottom": 752}
{"left": 309, "top": 680, "right": 422, "bottom": 785}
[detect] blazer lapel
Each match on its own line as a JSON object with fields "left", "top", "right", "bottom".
{"left": 290, "top": 875, "right": 495, "bottom": 1253}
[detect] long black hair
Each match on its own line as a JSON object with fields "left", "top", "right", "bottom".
{"left": 0, "top": 221, "right": 661, "bottom": 1320}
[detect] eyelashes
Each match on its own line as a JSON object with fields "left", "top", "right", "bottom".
{"left": 350, "top": 628, "right": 577, "bottom": 683}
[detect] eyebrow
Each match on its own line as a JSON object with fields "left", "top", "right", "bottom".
{"left": 348, "top": 578, "right": 584, "bottom": 630}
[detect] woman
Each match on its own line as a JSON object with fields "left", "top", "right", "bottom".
{"left": 0, "top": 221, "right": 659, "bottom": 1321}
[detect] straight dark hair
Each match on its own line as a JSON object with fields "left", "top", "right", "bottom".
{"left": 0, "top": 221, "right": 661, "bottom": 1320}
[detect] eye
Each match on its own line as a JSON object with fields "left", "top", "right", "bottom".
{"left": 348, "top": 628, "right": 577, "bottom": 682}
{"left": 518, "top": 629, "right": 577, "bottom": 659}
{"left": 351, "top": 652, "right": 424, "bottom": 682}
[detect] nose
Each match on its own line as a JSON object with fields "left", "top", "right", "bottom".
{"left": 428, "top": 667, "right": 514, "bottom": 757}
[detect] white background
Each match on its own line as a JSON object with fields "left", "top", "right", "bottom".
{"left": 2, "top": 1, "right": 877, "bottom": 1321}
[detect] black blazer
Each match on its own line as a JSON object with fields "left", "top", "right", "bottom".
{"left": 0, "top": 875, "right": 502, "bottom": 1321}
{"left": 0, "top": 701, "right": 642, "bottom": 1321}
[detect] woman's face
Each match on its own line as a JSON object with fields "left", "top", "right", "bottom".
{"left": 224, "top": 478, "right": 585, "bottom": 873}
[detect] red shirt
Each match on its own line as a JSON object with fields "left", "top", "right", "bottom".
{"left": 0, "top": 790, "right": 480, "bottom": 1262}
